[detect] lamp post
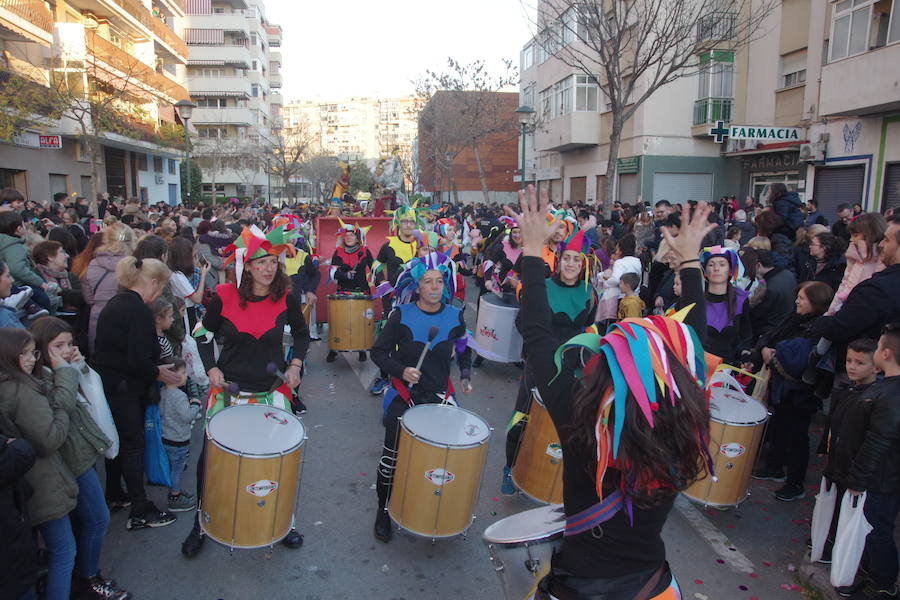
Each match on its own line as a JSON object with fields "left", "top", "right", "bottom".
{"left": 174, "top": 99, "right": 197, "bottom": 205}
{"left": 514, "top": 105, "right": 535, "bottom": 190}
{"left": 265, "top": 156, "right": 272, "bottom": 206}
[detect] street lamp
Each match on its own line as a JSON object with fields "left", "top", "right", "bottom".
{"left": 265, "top": 156, "right": 272, "bottom": 206}
{"left": 174, "top": 99, "right": 197, "bottom": 205}
{"left": 514, "top": 105, "right": 535, "bottom": 190}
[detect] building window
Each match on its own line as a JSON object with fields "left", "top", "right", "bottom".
{"left": 889, "top": 0, "right": 900, "bottom": 44}
{"left": 168, "top": 159, "right": 176, "bottom": 174}
{"left": 198, "top": 127, "right": 228, "bottom": 139}
{"left": 521, "top": 84, "right": 535, "bottom": 110}
{"left": 553, "top": 76, "right": 572, "bottom": 118}
{"left": 252, "top": 60, "right": 257, "bottom": 70}
{"left": 251, "top": 84, "right": 259, "bottom": 97}
{"left": 780, "top": 50, "right": 807, "bottom": 88}
{"left": 212, "top": 6, "right": 224, "bottom": 13}
{"left": 694, "top": 50, "right": 734, "bottom": 125}
{"left": 153, "top": 156, "right": 163, "bottom": 173}
{"left": 196, "top": 97, "right": 227, "bottom": 108}
{"left": 202, "top": 183, "right": 225, "bottom": 192}
{"left": 575, "top": 75, "right": 599, "bottom": 111}
{"left": 250, "top": 32, "right": 257, "bottom": 46}
{"left": 561, "top": 8, "right": 578, "bottom": 44}
{"left": 539, "top": 86, "right": 552, "bottom": 121}
{"left": 137, "top": 153, "right": 148, "bottom": 171}
{"left": 829, "top": 0, "right": 885, "bottom": 61}
{"left": 522, "top": 44, "right": 534, "bottom": 70}
{"left": 783, "top": 69, "right": 806, "bottom": 87}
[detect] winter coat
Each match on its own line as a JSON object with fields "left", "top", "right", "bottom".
{"left": 81, "top": 252, "right": 124, "bottom": 353}
{"left": 0, "top": 434, "right": 38, "bottom": 600}
{"left": 749, "top": 267, "right": 797, "bottom": 343}
{"left": 0, "top": 366, "right": 80, "bottom": 526}
{"left": 53, "top": 366, "right": 111, "bottom": 478}
{"left": 734, "top": 221, "right": 756, "bottom": 246}
{"left": 0, "top": 305, "right": 23, "bottom": 329}
{"left": 759, "top": 313, "right": 821, "bottom": 410}
{"left": 827, "top": 242, "right": 884, "bottom": 314}
{"left": 819, "top": 381, "right": 876, "bottom": 485}
{"left": 0, "top": 233, "right": 45, "bottom": 288}
{"left": 773, "top": 191, "right": 805, "bottom": 239}
{"left": 845, "top": 375, "right": 900, "bottom": 493}
{"left": 795, "top": 252, "right": 846, "bottom": 292}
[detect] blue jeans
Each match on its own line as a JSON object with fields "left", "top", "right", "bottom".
{"left": 37, "top": 515, "right": 76, "bottom": 600}
{"left": 71, "top": 468, "right": 110, "bottom": 578}
{"left": 164, "top": 443, "right": 190, "bottom": 493}
{"left": 862, "top": 491, "right": 900, "bottom": 588}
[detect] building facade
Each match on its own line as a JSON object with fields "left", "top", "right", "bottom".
{"left": 519, "top": 0, "right": 900, "bottom": 220}
{"left": 183, "top": 0, "right": 282, "bottom": 202}
{"left": 0, "top": 0, "right": 188, "bottom": 205}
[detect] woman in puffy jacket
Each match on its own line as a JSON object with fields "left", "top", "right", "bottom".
{"left": 82, "top": 223, "right": 135, "bottom": 354}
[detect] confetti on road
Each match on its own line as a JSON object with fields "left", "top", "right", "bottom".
{"left": 694, "top": 579, "right": 704, "bottom": 584}
{"left": 762, "top": 561, "right": 772, "bottom": 567}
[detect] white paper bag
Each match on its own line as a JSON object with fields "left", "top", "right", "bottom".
{"left": 76, "top": 362, "right": 119, "bottom": 459}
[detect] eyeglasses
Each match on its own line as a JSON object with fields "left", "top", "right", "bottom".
{"left": 20, "top": 349, "right": 40, "bottom": 360}
{"left": 883, "top": 323, "right": 900, "bottom": 334}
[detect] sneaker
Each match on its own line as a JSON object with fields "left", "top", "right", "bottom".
{"left": 181, "top": 524, "right": 206, "bottom": 558}
{"left": 836, "top": 576, "right": 871, "bottom": 598}
{"left": 473, "top": 355, "right": 484, "bottom": 368}
{"left": 851, "top": 584, "right": 898, "bottom": 600}
{"left": 774, "top": 482, "right": 806, "bottom": 502}
{"left": 292, "top": 395, "right": 308, "bottom": 415}
{"left": 501, "top": 466, "right": 516, "bottom": 495}
{"left": 25, "top": 306, "right": 49, "bottom": 320}
{"left": 77, "top": 573, "right": 132, "bottom": 599}
{"left": 126, "top": 503, "right": 176, "bottom": 530}
{"left": 167, "top": 492, "right": 197, "bottom": 512}
{"left": 358, "top": 351, "right": 367, "bottom": 362}
{"left": 369, "top": 376, "right": 389, "bottom": 395}
{"left": 752, "top": 467, "right": 787, "bottom": 482}
{"left": 2, "top": 288, "right": 32, "bottom": 309}
{"left": 106, "top": 497, "right": 131, "bottom": 512}
{"left": 326, "top": 350, "right": 338, "bottom": 363}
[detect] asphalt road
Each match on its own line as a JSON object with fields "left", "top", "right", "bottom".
{"left": 99, "top": 295, "right": 819, "bottom": 600}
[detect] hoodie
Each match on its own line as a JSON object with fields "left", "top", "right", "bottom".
{"left": 773, "top": 191, "right": 804, "bottom": 238}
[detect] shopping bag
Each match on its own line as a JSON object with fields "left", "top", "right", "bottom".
{"left": 810, "top": 477, "right": 837, "bottom": 562}
{"left": 830, "top": 491, "right": 873, "bottom": 587}
{"left": 76, "top": 362, "right": 119, "bottom": 459}
{"left": 182, "top": 331, "right": 209, "bottom": 387}
{"left": 143, "top": 404, "right": 172, "bottom": 488}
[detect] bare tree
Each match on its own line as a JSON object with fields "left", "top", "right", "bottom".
{"left": 193, "top": 135, "right": 233, "bottom": 203}
{"left": 414, "top": 58, "right": 519, "bottom": 204}
{"left": 299, "top": 154, "right": 340, "bottom": 203}
{"left": 268, "top": 119, "right": 314, "bottom": 202}
{"left": 529, "top": 0, "right": 776, "bottom": 210}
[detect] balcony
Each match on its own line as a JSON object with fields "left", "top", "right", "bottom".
{"left": 819, "top": 43, "right": 900, "bottom": 117}
{"left": 188, "top": 43, "right": 251, "bottom": 67}
{"left": 185, "top": 12, "right": 248, "bottom": 32}
{"left": 87, "top": 31, "right": 189, "bottom": 101}
{"left": 191, "top": 106, "right": 255, "bottom": 126}
{"left": 268, "top": 72, "right": 281, "bottom": 87}
{"left": 269, "top": 49, "right": 281, "bottom": 64}
{"left": 87, "top": 0, "right": 188, "bottom": 59}
{"left": 693, "top": 97, "right": 733, "bottom": 126}
{"left": 534, "top": 111, "right": 602, "bottom": 152}
{"left": 269, "top": 90, "right": 282, "bottom": 106}
{"left": 187, "top": 75, "right": 251, "bottom": 96}
{"left": 0, "top": 0, "right": 54, "bottom": 42}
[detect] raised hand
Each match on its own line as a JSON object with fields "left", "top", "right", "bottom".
{"left": 661, "top": 202, "right": 717, "bottom": 268}
{"left": 505, "top": 184, "right": 554, "bottom": 257}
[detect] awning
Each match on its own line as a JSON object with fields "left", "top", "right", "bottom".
{"left": 188, "top": 59, "right": 225, "bottom": 66}
{"left": 184, "top": 28, "right": 224, "bottom": 44}
{"left": 722, "top": 141, "right": 806, "bottom": 157}
{"left": 186, "top": 0, "right": 212, "bottom": 15}
{"left": 190, "top": 90, "right": 249, "bottom": 97}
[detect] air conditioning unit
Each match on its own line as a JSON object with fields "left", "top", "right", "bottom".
{"left": 799, "top": 142, "right": 826, "bottom": 163}
{"left": 154, "top": 175, "right": 164, "bottom": 184}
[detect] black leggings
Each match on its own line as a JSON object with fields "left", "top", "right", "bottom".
{"left": 761, "top": 402, "right": 816, "bottom": 486}
{"left": 105, "top": 389, "right": 148, "bottom": 515}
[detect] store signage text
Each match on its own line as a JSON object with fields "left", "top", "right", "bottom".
{"left": 11, "top": 132, "right": 62, "bottom": 149}
{"left": 742, "top": 152, "right": 801, "bottom": 173}
{"left": 708, "top": 120, "right": 801, "bottom": 143}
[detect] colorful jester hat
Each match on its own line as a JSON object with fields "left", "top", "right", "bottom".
{"left": 336, "top": 218, "right": 370, "bottom": 246}
{"left": 270, "top": 213, "right": 312, "bottom": 250}
{"left": 433, "top": 217, "right": 457, "bottom": 239}
{"left": 389, "top": 201, "right": 427, "bottom": 233}
{"left": 547, "top": 208, "right": 576, "bottom": 239}
{"left": 699, "top": 245, "right": 745, "bottom": 286}
{"left": 552, "top": 306, "right": 720, "bottom": 502}
{"left": 392, "top": 251, "right": 457, "bottom": 305}
{"left": 558, "top": 228, "right": 597, "bottom": 288}
{"left": 223, "top": 224, "right": 298, "bottom": 286}
{"left": 498, "top": 215, "right": 519, "bottom": 233}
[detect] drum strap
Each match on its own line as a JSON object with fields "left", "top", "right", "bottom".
{"left": 564, "top": 490, "right": 624, "bottom": 536}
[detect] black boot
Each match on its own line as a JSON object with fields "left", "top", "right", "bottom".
{"left": 181, "top": 521, "right": 206, "bottom": 558}
{"left": 359, "top": 351, "right": 367, "bottom": 362}
{"left": 281, "top": 528, "right": 303, "bottom": 549}
{"left": 374, "top": 508, "right": 392, "bottom": 542}
{"left": 326, "top": 350, "right": 338, "bottom": 363}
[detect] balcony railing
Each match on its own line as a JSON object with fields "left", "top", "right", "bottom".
{"left": 696, "top": 12, "right": 736, "bottom": 43}
{"left": 693, "top": 97, "right": 732, "bottom": 126}
{"left": 87, "top": 31, "right": 189, "bottom": 101}
{"left": 0, "top": 0, "right": 54, "bottom": 33}
{"left": 106, "top": 0, "right": 188, "bottom": 59}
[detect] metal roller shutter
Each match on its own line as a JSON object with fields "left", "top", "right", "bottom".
{"left": 813, "top": 165, "right": 865, "bottom": 222}
{"left": 652, "top": 172, "right": 713, "bottom": 205}
{"left": 569, "top": 176, "right": 586, "bottom": 203}
{"left": 618, "top": 173, "right": 638, "bottom": 204}
{"left": 550, "top": 179, "right": 562, "bottom": 204}
{"left": 884, "top": 164, "right": 900, "bottom": 213}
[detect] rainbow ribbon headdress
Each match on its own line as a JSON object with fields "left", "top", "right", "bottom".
{"left": 699, "top": 245, "right": 745, "bottom": 286}
{"left": 392, "top": 251, "right": 457, "bottom": 305}
{"left": 223, "top": 224, "right": 299, "bottom": 286}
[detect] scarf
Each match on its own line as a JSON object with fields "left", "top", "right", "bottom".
{"left": 36, "top": 264, "right": 71, "bottom": 290}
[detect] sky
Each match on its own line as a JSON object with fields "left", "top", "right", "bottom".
{"left": 262, "top": 0, "right": 536, "bottom": 102}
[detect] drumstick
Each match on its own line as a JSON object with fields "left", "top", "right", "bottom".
{"left": 225, "top": 382, "right": 239, "bottom": 408}
{"left": 414, "top": 326, "right": 440, "bottom": 373}
{"left": 266, "top": 362, "right": 288, "bottom": 392}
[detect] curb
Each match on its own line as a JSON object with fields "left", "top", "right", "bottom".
{"left": 799, "top": 560, "right": 842, "bottom": 600}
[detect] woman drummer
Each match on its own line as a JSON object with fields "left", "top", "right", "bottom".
{"left": 370, "top": 251, "right": 473, "bottom": 543}
{"left": 327, "top": 220, "right": 374, "bottom": 363}
{"left": 513, "top": 185, "right": 715, "bottom": 599}
{"left": 181, "top": 224, "right": 310, "bottom": 558}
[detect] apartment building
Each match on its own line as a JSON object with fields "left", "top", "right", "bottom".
{"left": 0, "top": 0, "right": 188, "bottom": 204}
{"left": 183, "top": 0, "right": 282, "bottom": 201}
{"left": 282, "top": 95, "right": 419, "bottom": 167}
{"left": 519, "top": 0, "right": 900, "bottom": 219}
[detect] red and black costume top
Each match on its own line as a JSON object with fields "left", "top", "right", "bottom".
{"left": 331, "top": 245, "right": 373, "bottom": 293}
{"left": 198, "top": 283, "right": 310, "bottom": 393}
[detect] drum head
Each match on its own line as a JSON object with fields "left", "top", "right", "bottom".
{"left": 710, "top": 389, "right": 768, "bottom": 425}
{"left": 482, "top": 504, "right": 565, "bottom": 544}
{"left": 207, "top": 404, "right": 305, "bottom": 455}
{"left": 402, "top": 404, "right": 490, "bottom": 446}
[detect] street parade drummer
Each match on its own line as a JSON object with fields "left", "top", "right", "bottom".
{"left": 512, "top": 185, "right": 716, "bottom": 599}
{"left": 328, "top": 219, "right": 374, "bottom": 363}
{"left": 370, "top": 251, "right": 473, "bottom": 542}
{"left": 181, "top": 224, "right": 311, "bottom": 558}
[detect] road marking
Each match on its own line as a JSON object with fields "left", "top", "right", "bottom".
{"left": 343, "top": 348, "right": 379, "bottom": 391}
{"left": 674, "top": 495, "right": 756, "bottom": 574}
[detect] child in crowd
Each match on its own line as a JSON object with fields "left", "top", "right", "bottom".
{"left": 617, "top": 272, "right": 645, "bottom": 319}
{"left": 158, "top": 357, "right": 201, "bottom": 513}
{"left": 814, "top": 338, "right": 879, "bottom": 565}
{"left": 835, "top": 328, "right": 900, "bottom": 599}
{"left": 151, "top": 297, "right": 175, "bottom": 360}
